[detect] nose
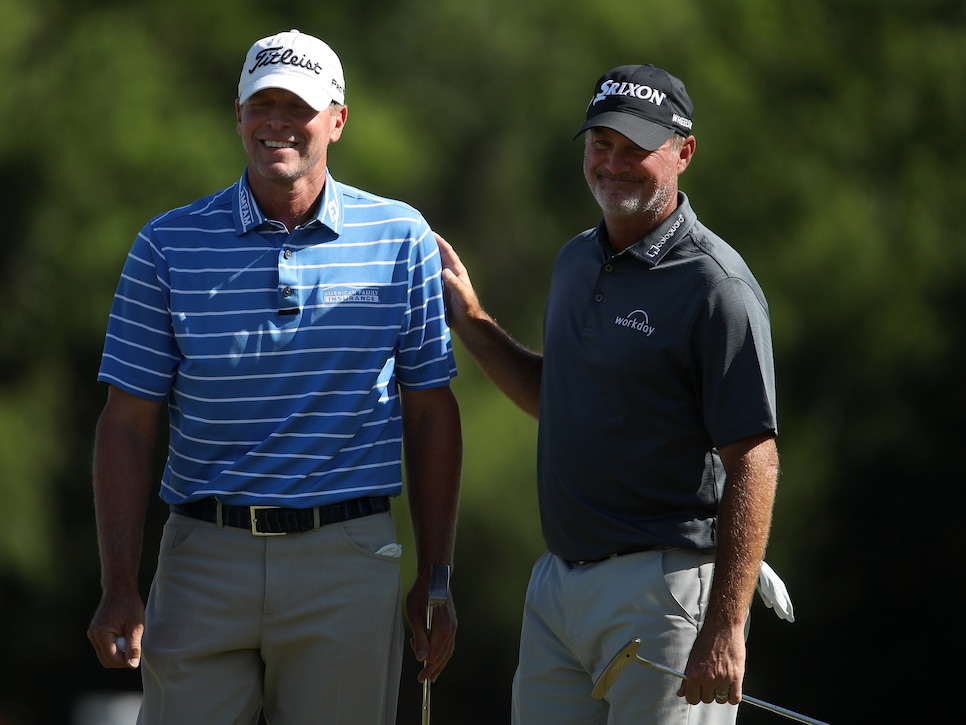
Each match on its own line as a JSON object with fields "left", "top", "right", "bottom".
{"left": 254, "top": 99, "right": 296, "bottom": 128}
{"left": 264, "top": 107, "right": 292, "bottom": 128}
{"left": 602, "top": 148, "right": 634, "bottom": 173}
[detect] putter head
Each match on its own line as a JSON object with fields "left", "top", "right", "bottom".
{"left": 428, "top": 563, "right": 451, "bottom": 607}
{"left": 591, "top": 638, "right": 642, "bottom": 699}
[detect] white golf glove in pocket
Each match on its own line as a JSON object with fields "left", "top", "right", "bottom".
{"left": 375, "top": 543, "right": 403, "bottom": 558}
{"left": 757, "top": 561, "right": 795, "bottom": 622}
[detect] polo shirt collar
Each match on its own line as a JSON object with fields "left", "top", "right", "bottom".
{"left": 597, "top": 192, "right": 698, "bottom": 268}
{"left": 232, "top": 169, "right": 345, "bottom": 236}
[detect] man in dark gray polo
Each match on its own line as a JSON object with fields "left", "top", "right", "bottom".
{"left": 436, "top": 63, "right": 783, "bottom": 724}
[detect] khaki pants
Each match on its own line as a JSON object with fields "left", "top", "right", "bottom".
{"left": 138, "top": 509, "right": 403, "bottom": 724}
{"left": 512, "top": 548, "right": 745, "bottom": 725}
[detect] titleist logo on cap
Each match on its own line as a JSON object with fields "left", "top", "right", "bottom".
{"left": 245, "top": 45, "right": 344, "bottom": 98}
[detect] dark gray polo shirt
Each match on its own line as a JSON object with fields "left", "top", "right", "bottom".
{"left": 537, "top": 192, "right": 777, "bottom": 562}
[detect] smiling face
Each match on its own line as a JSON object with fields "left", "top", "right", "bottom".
{"left": 236, "top": 87, "right": 346, "bottom": 195}
{"left": 582, "top": 127, "right": 694, "bottom": 249}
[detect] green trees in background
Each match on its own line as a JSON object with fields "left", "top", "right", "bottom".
{"left": 1, "top": 0, "right": 962, "bottom": 722}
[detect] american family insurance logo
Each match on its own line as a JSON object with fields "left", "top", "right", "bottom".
{"left": 323, "top": 286, "right": 382, "bottom": 304}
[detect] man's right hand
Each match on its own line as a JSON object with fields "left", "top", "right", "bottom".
{"left": 87, "top": 588, "right": 145, "bottom": 669}
{"left": 435, "top": 232, "right": 482, "bottom": 332}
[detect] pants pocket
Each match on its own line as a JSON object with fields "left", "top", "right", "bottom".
{"left": 661, "top": 548, "right": 715, "bottom": 626}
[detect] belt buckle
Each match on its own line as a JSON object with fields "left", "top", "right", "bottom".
{"left": 249, "top": 505, "right": 285, "bottom": 536}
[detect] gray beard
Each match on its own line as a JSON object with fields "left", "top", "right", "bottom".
{"left": 593, "top": 179, "right": 674, "bottom": 223}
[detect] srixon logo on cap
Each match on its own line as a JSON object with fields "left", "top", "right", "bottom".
{"left": 593, "top": 79, "right": 667, "bottom": 106}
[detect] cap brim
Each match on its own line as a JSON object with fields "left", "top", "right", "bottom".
{"left": 574, "top": 112, "right": 675, "bottom": 151}
{"left": 239, "top": 71, "right": 337, "bottom": 111}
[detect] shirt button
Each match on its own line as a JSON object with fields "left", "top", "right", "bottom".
{"left": 605, "top": 264, "right": 613, "bottom": 272}
{"left": 283, "top": 249, "right": 293, "bottom": 259}
{"left": 283, "top": 287, "right": 293, "bottom": 297}
{"left": 595, "top": 294, "right": 603, "bottom": 302}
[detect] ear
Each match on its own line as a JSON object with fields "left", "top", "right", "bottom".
{"left": 235, "top": 99, "right": 243, "bottom": 136}
{"left": 677, "top": 135, "right": 696, "bottom": 172}
{"left": 330, "top": 104, "right": 348, "bottom": 143}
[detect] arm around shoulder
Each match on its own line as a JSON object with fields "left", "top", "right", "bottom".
{"left": 435, "top": 233, "right": 543, "bottom": 418}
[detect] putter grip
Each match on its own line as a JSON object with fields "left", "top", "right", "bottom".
{"left": 428, "top": 564, "right": 451, "bottom": 605}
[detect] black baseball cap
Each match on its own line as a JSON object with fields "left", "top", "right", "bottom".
{"left": 574, "top": 64, "right": 694, "bottom": 150}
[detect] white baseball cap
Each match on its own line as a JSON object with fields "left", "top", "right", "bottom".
{"left": 238, "top": 29, "right": 345, "bottom": 110}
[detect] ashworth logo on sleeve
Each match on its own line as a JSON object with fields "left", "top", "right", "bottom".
{"left": 238, "top": 185, "right": 254, "bottom": 228}
{"left": 594, "top": 79, "right": 667, "bottom": 106}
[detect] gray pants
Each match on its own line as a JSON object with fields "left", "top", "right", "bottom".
{"left": 512, "top": 548, "right": 745, "bottom": 725}
{"left": 138, "top": 509, "right": 403, "bottom": 724}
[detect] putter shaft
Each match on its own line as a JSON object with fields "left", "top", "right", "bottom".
{"left": 421, "top": 604, "right": 434, "bottom": 725}
{"left": 422, "top": 564, "right": 451, "bottom": 725}
{"left": 643, "top": 659, "right": 828, "bottom": 725}
{"left": 595, "top": 638, "right": 829, "bottom": 725}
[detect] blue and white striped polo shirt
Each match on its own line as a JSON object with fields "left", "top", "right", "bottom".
{"left": 98, "top": 170, "right": 456, "bottom": 507}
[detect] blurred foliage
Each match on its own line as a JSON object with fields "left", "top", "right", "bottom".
{"left": 1, "top": 0, "right": 963, "bottom": 722}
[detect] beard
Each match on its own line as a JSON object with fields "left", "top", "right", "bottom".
{"left": 588, "top": 172, "right": 676, "bottom": 223}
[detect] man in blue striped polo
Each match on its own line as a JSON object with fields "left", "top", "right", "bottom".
{"left": 87, "top": 29, "right": 462, "bottom": 725}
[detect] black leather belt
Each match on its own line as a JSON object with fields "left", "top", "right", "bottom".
{"left": 171, "top": 496, "right": 390, "bottom": 536}
{"left": 567, "top": 545, "right": 661, "bottom": 568}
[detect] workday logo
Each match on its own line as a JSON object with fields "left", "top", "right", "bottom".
{"left": 614, "top": 309, "right": 655, "bottom": 337}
